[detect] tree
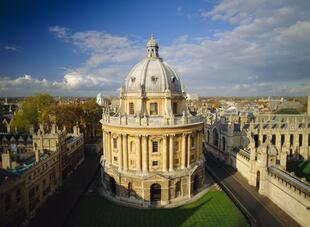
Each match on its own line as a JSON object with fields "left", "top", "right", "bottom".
{"left": 10, "top": 93, "right": 55, "bottom": 132}
{"left": 275, "top": 108, "right": 300, "bottom": 114}
{"left": 81, "top": 99, "right": 102, "bottom": 138}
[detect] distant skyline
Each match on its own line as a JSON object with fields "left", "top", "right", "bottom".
{"left": 1, "top": 0, "right": 310, "bottom": 97}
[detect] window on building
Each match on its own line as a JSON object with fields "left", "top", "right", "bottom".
{"left": 290, "top": 134, "right": 294, "bottom": 146}
{"left": 308, "top": 134, "right": 310, "bottom": 147}
{"left": 113, "top": 156, "right": 118, "bottom": 162}
{"left": 191, "top": 154, "right": 195, "bottom": 160}
{"left": 281, "top": 134, "right": 285, "bottom": 146}
{"left": 152, "top": 141, "right": 158, "bottom": 153}
{"left": 263, "top": 135, "right": 267, "bottom": 143}
{"left": 191, "top": 135, "right": 195, "bottom": 148}
{"left": 175, "top": 181, "right": 181, "bottom": 197}
{"left": 150, "top": 103, "right": 158, "bottom": 115}
{"left": 175, "top": 159, "right": 179, "bottom": 164}
{"left": 271, "top": 135, "right": 276, "bottom": 145}
{"left": 152, "top": 161, "right": 159, "bottom": 166}
{"left": 129, "top": 102, "right": 134, "bottom": 115}
{"left": 128, "top": 183, "right": 132, "bottom": 197}
{"left": 175, "top": 140, "right": 179, "bottom": 151}
{"left": 113, "top": 138, "right": 117, "bottom": 149}
{"left": 299, "top": 134, "right": 303, "bottom": 146}
{"left": 173, "top": 102, "right": 177, "bottom": 115}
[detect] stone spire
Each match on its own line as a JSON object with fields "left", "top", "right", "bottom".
{"left": 146, "top": 33, "right": 159, "bottom": 58}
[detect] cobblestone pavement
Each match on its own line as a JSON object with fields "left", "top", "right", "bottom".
{"left": 27, "top": 152, "right": 101, "bottom": 227}
{"left": 205, "top": 152, "right": 300, "bottom": 227}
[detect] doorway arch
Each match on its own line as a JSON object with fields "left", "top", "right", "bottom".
{"left": 110, "top": 177, "right": 116, "bottom": 196}
{"left": 150, "top": 183, "right": 161, "bottom": 203}
{"left": 193, "top": 175, "right": 200, "bottom": 193}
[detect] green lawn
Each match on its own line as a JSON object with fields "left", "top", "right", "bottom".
{"left": 66, "top": 190, "right": 249, "bottom": 227}
{"left": 287, "top": 160, "right": 310, "bottom": 182}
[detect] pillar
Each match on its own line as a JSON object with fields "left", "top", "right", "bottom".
{"left": 163, "top": 135, "right": 168, "bottom": 172}
{"left": 137, "top": 135, "right": 141, "bottom": 172}
{"left": 143, "top": 135, "right": 148, "bottom": 173}
{"left": 108, "top": 132, "right": 112, "bottom": 164}
{"left": 103, "top": 131, "right": 107, "bottom": 161}
{"left": 196, "top": 132, "right": 201, "bottom": 161}
{"left": 118, "top": 135, "right": 123, "bottom": 171}
{"left": 123, "top": 134, "right": 128, "bottom": 171}
{"left": 187, "top": 134, "right": 191, "bottom": 168}
{"left": 169, "top": 135, "right": 174, "bottom": 172}
{"left": 181, "top": 134, "right": 186, "bottom": 169}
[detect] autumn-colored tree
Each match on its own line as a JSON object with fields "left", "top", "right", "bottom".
{"left": 81, "top": 99, "right": 102, "bottom": 138}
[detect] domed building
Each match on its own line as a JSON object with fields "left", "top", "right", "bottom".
{"left": 100, "top": 34, "right": 205, "bottom": 207}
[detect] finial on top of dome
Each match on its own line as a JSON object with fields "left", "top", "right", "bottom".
{"left": 147, "top": 33, "right": 159, "bottom": 58}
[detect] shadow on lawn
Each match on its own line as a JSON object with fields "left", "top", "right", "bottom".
{"left": 65, "top": 193, "right": 213, "bottom": 227}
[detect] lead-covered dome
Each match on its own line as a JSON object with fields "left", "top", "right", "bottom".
{"left": 124, "top": 34, "right": 182, "bottom": 94}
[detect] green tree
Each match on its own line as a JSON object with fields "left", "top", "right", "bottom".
{"left": 10, "top": 93, "right": 55, "bottom": 132}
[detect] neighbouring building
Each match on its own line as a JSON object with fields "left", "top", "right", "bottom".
{"left": 100, "top": 35, "right": 205, "bottom": 207}
{"left": 0, "top": 124, "right": 84, "bottom": 226}
{"left": 204, "top": 91, "right": 310, "bottom": 226}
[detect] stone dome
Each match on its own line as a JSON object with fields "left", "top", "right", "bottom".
{"left": 124, "top": 35, "right": 182, "bottom": 94}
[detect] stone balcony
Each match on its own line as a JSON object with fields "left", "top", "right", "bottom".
{"left": 100, "top": 113, "right": 204, "bottom": 128}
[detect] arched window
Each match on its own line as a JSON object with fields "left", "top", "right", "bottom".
{"left": 128, "top": 183, "right": 132, "bottom": 197}
{"left": 175, "top": 181, "right": 181, "bottom": 197}
{"left": 213, "top": 129, "right": 218, "bottom": 147}
{"left": 222, "top": 137, "right": 226, "bottom": 151}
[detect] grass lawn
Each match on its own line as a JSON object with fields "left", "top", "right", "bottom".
{"left": 66, "top": 190, "right": 249, "bottom": 227}
{"left": 287, "top": 160, "right": 310, "bottom": 182}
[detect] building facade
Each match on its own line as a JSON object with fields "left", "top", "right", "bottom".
{"left": 0, "top": 125, "right": 84, "bottom": 226}
{"left": 205, "top": 102, "right": 310, "bottom": 226}
{"left": 100, "top": 35, "right": 205, "bottom": 207}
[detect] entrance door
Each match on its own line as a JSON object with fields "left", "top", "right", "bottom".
{"left": 110, "top": 177, "right": 116, "bottom": 196}
{"left": 150, "top": 183, "right": 161, "bottom": 204}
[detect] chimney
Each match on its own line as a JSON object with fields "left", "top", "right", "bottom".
{"left": 35, "top": 149, "right": 40, "bottom": 163}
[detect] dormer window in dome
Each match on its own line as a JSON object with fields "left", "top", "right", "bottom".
{"left": 171, "top": 76, "right": 176, "bottom": 83}
{"left": 131, "top": 77, "right": 136, "bottom": 83}
{"left": 151, "top": 76, "right": 158, "bottom": 83}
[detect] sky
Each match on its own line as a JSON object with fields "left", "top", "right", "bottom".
{"left": 0, "top": 0, "right": 310, "bottom": 97}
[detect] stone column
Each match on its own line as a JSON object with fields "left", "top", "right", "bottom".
{"left": 181, "top": 133, "right": 186, "bottom": 169}
{"left": 196, "top": 132, "right": 200, "bottom": 161}
{"left": 123, "top": 134, "right": 128, "bottom": 171}
{"left": 108, "top": 132, "right": 112, "bottom": 164}
{"left": 103, "top": 131, "right": 107, "bottom": 161}
{"left": 163, "top": 135, "right": 168, "bottom": 172}
{"left": 169, "top": 135, "right": 174, "bottom": 172}
{"left": 137, "top": 135, "right": 141, "bottom": 172}
{"left": 142, "top": 135, "right": 148, "bottom": 173}
{"left": 118, "top": 136, "right": 123, "bottom": 171}
{"left": 187, "top": 134, "right": 191, "bottom": 168}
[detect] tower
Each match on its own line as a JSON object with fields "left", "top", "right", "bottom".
{"left": 101, "top": 34, "right": 205, "bottom": 207}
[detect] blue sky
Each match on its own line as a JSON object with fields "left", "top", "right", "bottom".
{"left": 1, "top": 0, "right": 310, "bottom": 97}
